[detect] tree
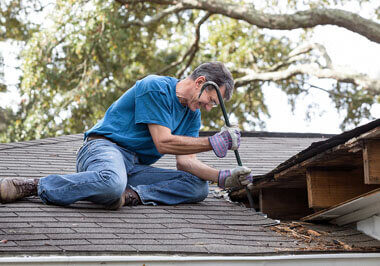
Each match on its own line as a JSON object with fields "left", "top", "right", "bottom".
{"left": 0, "top": 0, "right": 45, "bottom": 141}
{"left": 1, "top": 0, "right": 379, "bottom": 142}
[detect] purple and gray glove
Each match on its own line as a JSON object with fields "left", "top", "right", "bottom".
{"left": 218, "top": 166, "right": 253, "bottom": 189}
{"left": 209, "top": 126, "right": 241, "bottom": 158}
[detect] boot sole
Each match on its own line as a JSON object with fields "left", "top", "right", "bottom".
{"left": 0, "top": 178, "right": 14, "bottom": 203}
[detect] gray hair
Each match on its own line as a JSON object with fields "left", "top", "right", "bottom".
{"left": 189, "top": 62, "right": 234, "bottom": 101}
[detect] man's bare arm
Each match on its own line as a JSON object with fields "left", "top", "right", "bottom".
{"left": 148, "top": 124, "right": 212, "bottom": 155}
{"left": 176, "top": 154, "right": 219, "bottom": 182}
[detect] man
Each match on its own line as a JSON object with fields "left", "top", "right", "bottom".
{"left": 0, "top": 62, "right": 252, "bottom": 210}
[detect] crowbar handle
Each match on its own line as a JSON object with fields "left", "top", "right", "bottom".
{"left": 199, "top": 81, "right": 256, "bottom": 210}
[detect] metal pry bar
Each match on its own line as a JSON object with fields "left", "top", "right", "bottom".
{"left": 199, "top": 81, "right": 256, "bottom": 211}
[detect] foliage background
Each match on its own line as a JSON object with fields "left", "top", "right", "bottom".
{"left": 0, "top": 0, "right": 379, "bottom": 142}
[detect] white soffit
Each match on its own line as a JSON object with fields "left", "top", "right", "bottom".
{"left": 303, "top": 188, "right": 380, "bottom": 225}
{"left": 357, "top": 215, "right": 380, "bottom": 241}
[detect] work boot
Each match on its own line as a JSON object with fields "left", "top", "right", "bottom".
{"left": 124, "top": 188, "right": 141, "bottom": 206}
{"left": 104, "top": 188, "right": 141, "bottom": 210}
{"left": 0, "top": 177, "right": 39, "bottom": 203}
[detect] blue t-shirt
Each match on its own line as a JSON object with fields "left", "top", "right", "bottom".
{"left": 85, "top": 75, "right": 201, "bottom": 165}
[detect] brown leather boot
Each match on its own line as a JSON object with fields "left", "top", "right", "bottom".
{"left": 104, "top": 188, "right": 141, "bottom": 210}
{"left": 124, "top": 188, "right": 141, "bottom": 206}
{"left": 0, "top": 178, "right": 39, "bottom": 203}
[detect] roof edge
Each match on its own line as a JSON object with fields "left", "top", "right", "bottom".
{"left": 2, "top": 254, "right": 380, "bottom": 265}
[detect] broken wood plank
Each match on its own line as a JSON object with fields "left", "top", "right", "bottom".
{"left": 352, "top": 126, "right": 380, "bottom": 142}
{"left": 363, "top": 139, "right": 380, "bottom": 184}
{"left": 260, "top": 188, "right": 312, "bottom": 219}
{"left": 274, "top": 149, "right": 362, "bottom": 180}
{"left": 255, "top": 175, "right": 307, "bottom": 189}
{"left": 306, "top": 168, "right": 380, "bottom": 209}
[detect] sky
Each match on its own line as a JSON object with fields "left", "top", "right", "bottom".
{"left": 261, "top": 25, "right": 380, "bottom": 134}
{"left": 0, "top": 2, "right": 379, "bottom": 135}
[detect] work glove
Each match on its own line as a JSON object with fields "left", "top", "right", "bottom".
{"left": 209, "top": 126, "right": 241, "bottom": 158}
{"left": 218, "top": 166, "right": 253, "bottom": 189}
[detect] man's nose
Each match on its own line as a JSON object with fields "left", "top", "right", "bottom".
{"left": 205, "top": 105, "right": 212, "bottom": 112}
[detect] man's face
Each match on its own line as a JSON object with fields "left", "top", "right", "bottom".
{"left": 187, "top": 77, "right": 226, "bottom": 112}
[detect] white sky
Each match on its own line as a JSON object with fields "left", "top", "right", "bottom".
{"left": 0, "top": 3, "right": 379, "bottom": 135}
{"left": 262, "top": 25, "right": 380, "bottom": 134}
{"left": 260, "top": 0, "right": 380, "bottom": 134}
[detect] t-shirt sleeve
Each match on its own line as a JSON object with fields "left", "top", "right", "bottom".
{"left": 135, "top": 78, "right": 172, "bottom": 129}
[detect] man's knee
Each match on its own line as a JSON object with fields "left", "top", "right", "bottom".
{"left": 184, "top": 173, "right": 209, "bottom": 202}
{"left": 98, "top": 169, "right": 126, "bottom": 198}
{"left": 197, "top": 181, "right": 209, "bottom": 202}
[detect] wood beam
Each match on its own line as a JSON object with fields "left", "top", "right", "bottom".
{"left": 363, "top": 139, "right": 380, "bottom": 184}
{"left": 306, "top": 168, "right": 380, "bottom": 209}
{"left": 260, "top": 188, "right": 312, "bottom": 219}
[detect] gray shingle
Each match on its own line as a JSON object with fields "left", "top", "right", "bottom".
{"left": 163, "top": 223, "right": 229, "bottom": 230}
{"left": 140, "top": 228, "right": 206, "bottom": 234}
{"left": 28, "top": 222, "right": 100, "bottom": 228}
{"left": 3, "top": 234, "right": 50, "bottom": 241}
{"left": 0, "top": 223, "right": 32, "bottom": 228}
{"left": 0, "top": 217, "right": 57, "bottom": 222}
{"left": 73, "top": 228, "right": 144, "bottom": 234}
{"left": 15, "top": 239, "right": 90, "bottom": 246}
{"left": 117, "top": 233, "right": 187, "bottom": 240}
{"left": 130, "top": 244, "right": 208, "bottom": 253}
{"left": 157, "top": 238, "right": 229, "bottom": 245}
{"left": 3, "top": 227, "right": 76, "bottom": 234}
{"left": 0, "top": 245, "right": 62, "bottom": 252}
{"left": 59, "top": 244, "right": 136, "bottom": 252}
{"left": 47, "top": 233, "right": 118, "bottom": 240}
{"left": 204, "top": 244, "right": 277, "bottom": 254}
{"left": 87, "top": 238, "right": 160, "bottom": 245}
{"left": 0, "top": 241, "right": 18, "bottom": 247}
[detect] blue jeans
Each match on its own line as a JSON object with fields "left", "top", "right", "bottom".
{"left": 38, "top": 139, "right": 209, "bottom": 207}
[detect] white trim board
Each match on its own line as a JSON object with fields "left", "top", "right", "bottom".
{"left": 1, "top": 254, "right": 380, "bottom": 266}
{"left": 303, "top": 188, "right": 380, "bottom": 225}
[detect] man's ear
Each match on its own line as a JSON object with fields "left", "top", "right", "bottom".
{"left": 195, "top": 76, "right": 206, "bottom": 87}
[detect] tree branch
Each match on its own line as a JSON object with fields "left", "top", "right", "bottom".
{"left": 288, "top": 42, "right": 332, "bottom": 68}
{"left": 264, "top": 42, "right": 332, "bottom": 73}
{"left": 120, "top": 3, "right": 186, "bottom": 28}
{"left": 307, "top": 83, "right": 343, "bottom": 97}
{"left": 176, "top": 12, "right": 211, "bottom": 77}
{"left": 235, "top": 63, "right": 380, "bottom": 96}
{"left": 156, "top": 12, "right": 211, "bottom": 76}
{"left": 125, "top": 0, "right": 380, "bottom": 44}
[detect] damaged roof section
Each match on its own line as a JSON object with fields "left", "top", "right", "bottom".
{"left": 259, "top": 118, "right": 380, "bottom": 180}
{"left": 234, "top": 119, "right": 380, "bottom": 239}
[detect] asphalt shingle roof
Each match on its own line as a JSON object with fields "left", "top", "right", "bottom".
{"left": 1, "top": 133, "right": 380, "bottom": 256}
